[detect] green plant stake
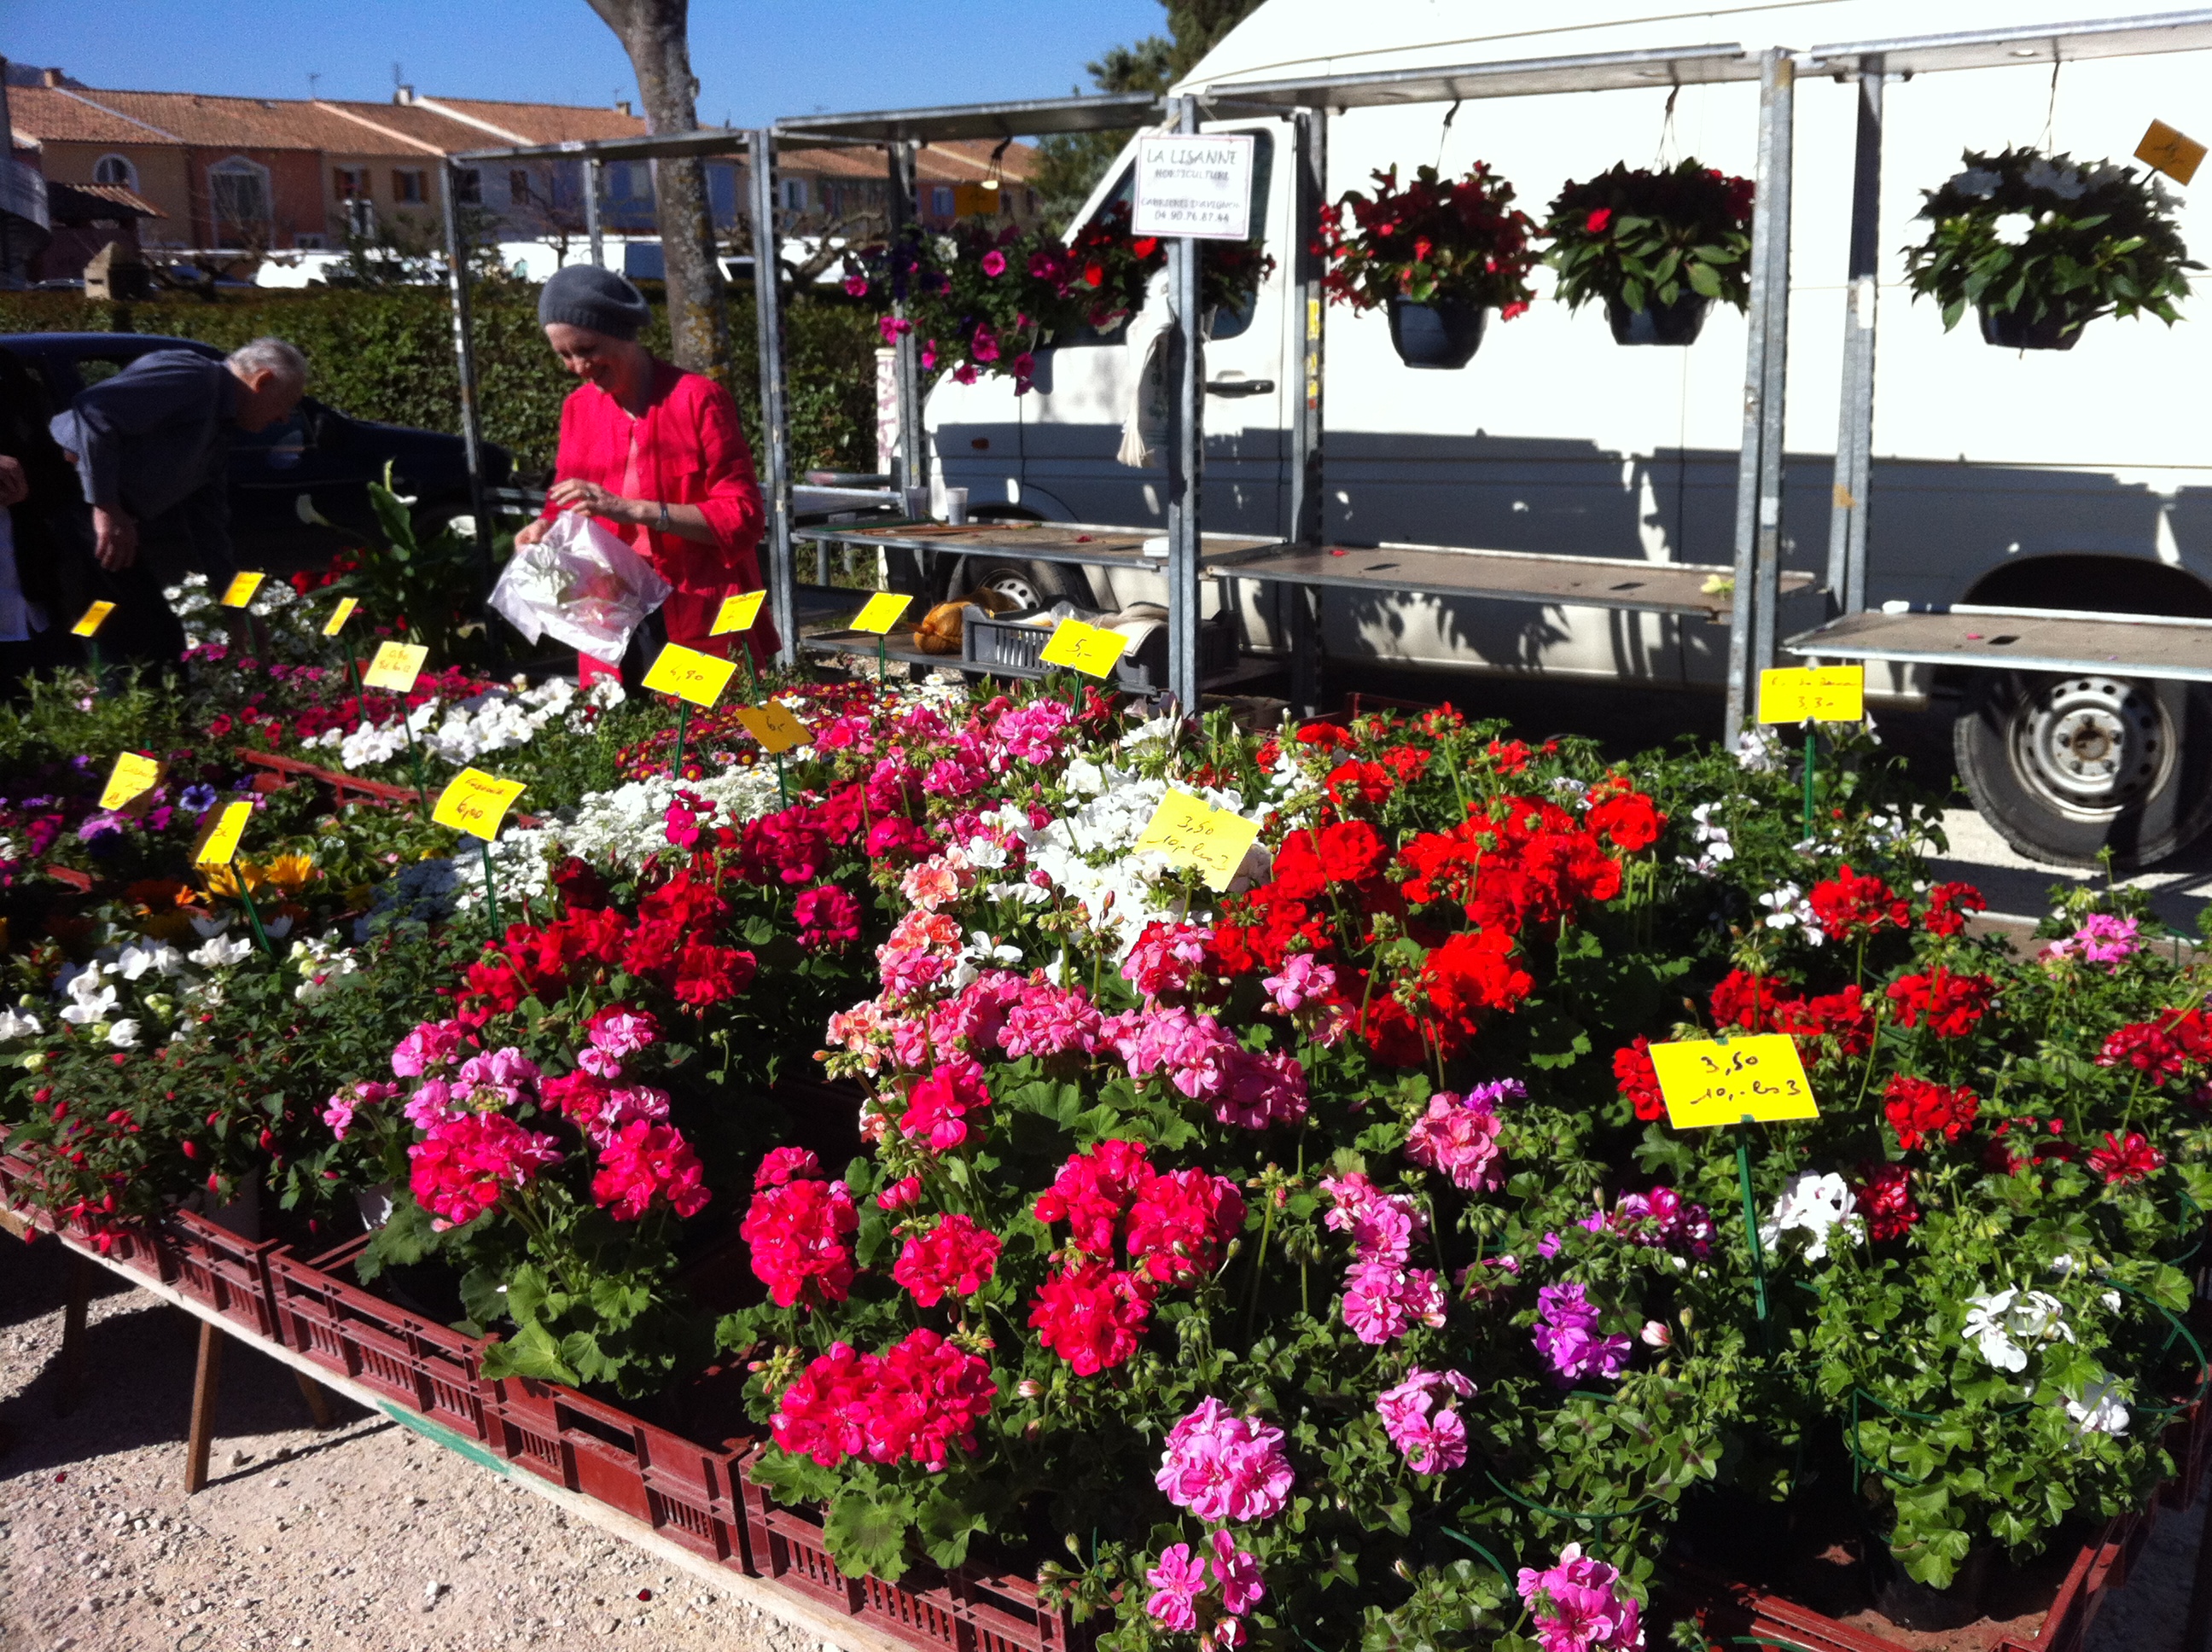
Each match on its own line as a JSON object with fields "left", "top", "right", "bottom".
{"left": 230, "top": 858, "right": 275, "bottom": 957}
{"left": 876, "top": 632, "right": 888, "bottom": 683}
{"left": 1735, "top": 1119, "right": 1769, "bottom": 1324}
{"left": 672, "top": 700, "right": 690, "bottom": 782}
{"left": 396, "top": 698, "right": 430, "bottom": 817}
{"left": 1802, "top": 729, "right": 1818, "bottom": 844}
{"left": 479, "top": 836, "right": 503, "bottom": 934}
{"left": 773, "top": 748, "right": 789, "bottom": 808}
{"left": 739, "top": 639, "right": 759, "bottom": 701}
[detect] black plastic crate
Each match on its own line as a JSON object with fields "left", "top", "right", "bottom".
{"left": 963, "top": 602, "right": 1235, "bottom": 690}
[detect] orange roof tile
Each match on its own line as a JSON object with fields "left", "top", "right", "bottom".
{"left": 9, "top": 84, "right": 178, "bottom": 146}
{"left": 410, "top": 96, "right": 647, "bottom": 146}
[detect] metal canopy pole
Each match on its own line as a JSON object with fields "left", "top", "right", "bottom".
{"left": 1825, "top": 56, "right": 1883, "bottom": 615}
{"left": 585, "top": 158, "right": 605, "bottom": 268}
{"left": 886, "top": 140, "right": 928, "bottom": 509}
{"left": 748, "top": 132, "right": 798, "bottom": 667}
{"left": 439, "top": 160, "right": 492, "bottom": 596}
{"left": 1285, "top": 105, "right": 1328, "bottom": 715}
{"left": 1165, "top": 96, "right": 1206, "bottom": 713}
{"left": 1723, "top": 48, "right": 1794, "bottom": 746}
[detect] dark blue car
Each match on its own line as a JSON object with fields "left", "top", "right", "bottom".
{"left": 0, "top": 331, "right": 510, "bottom": 573}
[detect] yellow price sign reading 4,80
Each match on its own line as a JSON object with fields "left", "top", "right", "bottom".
{"left": 641, "top": 643, "right": 739, "bottom": 707}
{"left": 1132, "top": 789, "right": 1262, "bottom": 893}
{"left": 1647, "top": 1033, "right": 1819, "bottom": 1130}
{"left": 1758, "top": 665, "right": 1863, "bottom": 725}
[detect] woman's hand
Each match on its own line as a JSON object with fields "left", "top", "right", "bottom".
{"left": 548, "top": 477, "right": 634, "bottom": 521}
{"left": 514, "top": 516, "right": 551, "bottom": 547}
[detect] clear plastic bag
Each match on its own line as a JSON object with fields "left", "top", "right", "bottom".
{"left": 487, "top": 511, "right": 671, "bottom": 660}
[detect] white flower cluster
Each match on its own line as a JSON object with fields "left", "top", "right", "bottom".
{"left": 288, "top": 934, "right": 364, "bottom": 1003}
{"left": 163, "top": 571, "right": 321, "bottom": 656}
{"left": 984, "top": 767, "right": 1266, "bottom": 957}
{"left": 1679, "top": 801, "right": 1735, "bottom": 876}
{"left": 16, "top": 918, "right": 275, "bottom": 1056}
{"left": 1758, "top": 881, "right": 1825, "bottom": 946}
{"left": 317, "top": 677, "right": 585, "bottom": 771}
{"left": 1761, "top": 1172, "right": 1860, "bottom": 1261}
{"left": 1962, "top": 1287, "right": 2074, "bottom": 1373}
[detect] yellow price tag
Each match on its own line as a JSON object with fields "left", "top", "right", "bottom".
{"left": 219, "top": 572, "right": 266, "bottom": 608}
{"left": 1758, "top": 666, "right": 1863, "bottom": 724}
{"left": 1647, "top": 1034, "right": 1819, "bottom": 1130}
{"left": 432, "top": 768, "right": 527, "bottom": 841}
{"left": 733, "top": 702, "right": 812, "bottom": 753}
{"left": 362, "top": 641, "right": 428, "bottom": 693}
{"left": 323, "top": 597, "right": 358, "bottom": 637}
{"left": 192, "top": 799, "right": 253, "bottom": 867}
{"left": 953, "top": 181, "right": 1002, "bottom": 218}
{"left": 642, "top": 643, "right": 740, "bottom": 707}
{"left": 2137, "top": 119, "right": 2207, "bottom": 186}
{"left": 1039, "top": 619, "right": 1132, "bottom": 679}
{"left": 72, "top": 601, "right": 116, "bottom": 637}
{"left": 1132, "top": 790, "right": 1262, "bottom": 893}
{"left": 852, "top": 591, "right": 915, "bottom": 635}
{"left": 100, "top": 752, "right": 163, "bottom": 810}
{"left": 711, "top": 590, "right": 767, "bottom": 635}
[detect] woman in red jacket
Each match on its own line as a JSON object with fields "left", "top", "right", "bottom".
{"left": 514, "top": 264, "right": 776, "bottom": 678}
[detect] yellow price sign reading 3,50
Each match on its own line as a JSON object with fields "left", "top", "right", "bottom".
{"left": 100, "top": 752, "right": 164, "bottom": 810}
{"left": 432, "top": 768, "right": 527, "bottom": 841}
{"left": 711, "top": 590, "right": 767, "bottom": 635}
{"left": 733, "top": 702, "right": 812, "bottom": 753}
{"left": 192, "top": 799, "right": 254, "bottom": 867}
{"left": 73, "top": 601, "right": 116, "bottom": 637}
{"left": 1758, "top": 665, "right": 1864, "bottom": 725}
{"left": 1647, "top": 1033, "right": 1819, "bottom": 1130}
{"left": 219, "top": 572, "right": 266, "bottom": 608}
{"left": 642, "top": 643, "right": 739, "bottom": 707}
{"left": 1132, "top": 789, "right": 1262, "bottom": 893}
{"left": 851, "top": 591, "right": 914, "bottom": 635}
{"left": 362, "top": 640, "right": 428, "bottom": 693}
{"left": 1039, "top": 619, "right": 1132, "bottom": 679}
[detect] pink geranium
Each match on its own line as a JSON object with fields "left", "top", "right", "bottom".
{"left": 1210, "top": 1530, "right": 1265, "bottom": 1615}
{"left": 1145, "top": 1543, "right": 1208, "bottom": 1632}
{"left": 1377, "top": 1367, "right": 1476, "bottom": 1473}
{"left": 1404, "top": 1082, "right": 1514, "bottom": 1193}
{"left": 588, "top": 1004, "right": 661, "bottom": 1057}
{"left": 1342, "top": 1261, "right": 1448, "bottom": 1344}
{"left": 1515, "top": 1544, "right": 1642, "bottom": 1652}
{"left": 1155, "top": 1398, "right": 1295, "bottom": 1523}
{"left": 408, "top": 1113, "right": 562, "bottom": 1230}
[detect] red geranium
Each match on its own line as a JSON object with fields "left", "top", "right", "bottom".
{"left": 407, "top": 1113, "right": 562, "bottom": 1230}
{"left": 890, "top": 1213, "right": 1003, "bottom": 1306}
{"left": 1027, "top": 1260, "right": 1152, "bottom": 1375}
{"left": 1585, "top": 777, "right": 1667, "bottom": 852}
{"left": 2087, "top": 1131, "right": 2166, "bottom": 1185}
{"left": 1883, "top": 1075, "right": 1981, "bottom": 1151}
{"left": 1710, "top": 969, "right": 1799, "bottom": 1032}
{"left": 1857, "top": 1161, "right": 1919, "bottom": 1241}
{"left": 1920, "top": 881, "right": 1988, "bottom": 937}
{"left": 1613, "top": 1038, "right": 1665, "bottom": 1121}
{"left": 1808, "top": 865, "right": 1911, "bottom": 939}
{"left": 1885, "top": 968, "right": 1994, "bottom": 1038}
{"left": 1124, "top": 1166, "right": 1245, "bottom": 1285}
{"left": 1775, "top": 985, "right": 1876, "bottom": 1056}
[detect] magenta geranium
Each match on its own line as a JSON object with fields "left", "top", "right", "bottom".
{"left": 1155, "top": 1398, "right": 1295, "bottom": 1523}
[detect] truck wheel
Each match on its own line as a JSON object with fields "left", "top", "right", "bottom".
{"left": 1952, "top": 671, "right": 2212, "bottom": 870}
{"left": 951, "top": 556, "right": 1094, "bottom": 613}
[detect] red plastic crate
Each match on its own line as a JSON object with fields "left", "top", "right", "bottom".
{"left": 481, "top": 1372, "right": 749, "bottom": 1566}
{"left": 160, "top": 1206, "right": 286, "bottom": 1340}
{"left": 270, "top": 1237, "right": 492, "bottom": 1440}
{"left": 736, "top": 1446, "right": 1091, "bottom": 1652}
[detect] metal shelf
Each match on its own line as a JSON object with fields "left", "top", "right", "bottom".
{"left": 794, "top": 521, "right": 1279, "bottom": 573}
{"left": 1786, "top": 606, "right": 2212, "bottom": 684}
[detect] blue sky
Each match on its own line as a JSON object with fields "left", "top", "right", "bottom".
{"left": 6, "top": 0, "right": 1166, "bottom": 124}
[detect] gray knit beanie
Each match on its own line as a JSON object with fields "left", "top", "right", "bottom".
{"left": 538, "top": 264, "right": 650, "bottom": 341}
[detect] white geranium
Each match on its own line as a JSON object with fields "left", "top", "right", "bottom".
{"left": 1991, "top": 212, "right": 2037, "bottom": 246}
{"left": 189, "top": 934, "right": 256, "bottom": 969}
{"left": 1761, "top": 1172, "right": 1860, "bottom": 1261}
{"left": 1962, "top": 1288, "right": 2074, "bottom": 1372}
{"left": 1734, "top": 727, "right": 1779, "bottom": 773}
{"left": 117, "top": 940, "right": 185, "bottom": 981}
{"left": 2064, "top": 1378, "right": 2131, "bottom": 1436}
{"left": 59, "top": 968, "right": 118, "bottom": 1026}
{"left": 1757, "top": 882, "right": 1825, "bottom": 945}
{"left": 0, "top": 1007, "right": 43, "bottom": 1041}
{"left": 107, "top": 1019, "right": 142, "bottom": 1050}
{"left": 1679, "top": 801, "right": 1735, "bottom": 876}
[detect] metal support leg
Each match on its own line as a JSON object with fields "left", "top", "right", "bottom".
{"left": 585, "top": 158, "right": 604, "bottom": 268}
{"left": 439, "top": 162, "right": 493, "bottom": 601}
{"left": 1166, "top": 96, "right": 1205, "bottom": 714}
{"left": 748, "top": 131, "right": 798, "bottom": 667}
{"left": 184, "top": 1319, "right": 224, "bottom": 1494}
{"left": 1724, "top": 49, "right": 1795, "bottom": 747}
{"left": 1285, "top": 106, "right": 1329, "bottom": 716}
{"left": 887, "top": 142, "right": 928, "bottom": 509}
{"left": 1826, "top": 59, "right": 1883, "bottom": 615}
{"left": 54, "top": 1248, "right": 89, "bottom": 1417}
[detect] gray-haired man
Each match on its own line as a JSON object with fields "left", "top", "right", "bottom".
{"left": 50, "top": 336, "right": 306, "bottom": 660}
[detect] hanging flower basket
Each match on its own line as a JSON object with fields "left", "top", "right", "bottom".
{"left": 1542, "top": 159, "right": 1754, "bottom": 347}
{"left": 1323, "top": 162, "right": 1537, "bottom": 369}
{"left": 1904, "top": 147, "right": 2200, "bottom": 350}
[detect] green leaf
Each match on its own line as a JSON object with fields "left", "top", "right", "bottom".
{"left": 482, "top": 1319, "right": 580, "bottom": 1386}
{"left": 915, "top": 1488, "right": 990, "bottom": 1570}
{"left": 457, "top": 1265, "right": 508, "bottom": 1327}
{"left": 825, "top": 1485, "right": 917, "bottom": 1581}
{"left": 1686, "top": 261, "right": 1724, "bottom": 300}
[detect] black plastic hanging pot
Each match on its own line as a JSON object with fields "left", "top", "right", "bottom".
{"left": 1606, "top": 292, "right": 1712, "bottom": 346}
{"left": 1865, "top": 1532, "right": 1994, "bottom": 1631}
{"left": 1977, "top": 304, "right": 2087, "bottom": 351}
{"left": 1387, "top": 298, "right": 1487, "bottom": 369}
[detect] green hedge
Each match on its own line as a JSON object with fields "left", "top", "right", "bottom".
{"left": 0, "top": 285, "right": 882, "bottom": 481}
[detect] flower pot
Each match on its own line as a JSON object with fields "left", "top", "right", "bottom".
{"left": 353, "top": 1182, "right": 396, "bottom": 1231}
{"left": 1606, "top": 293, "right": 1712, "bottom": 346}
{"left": 1977, "top": 305, "right": 2086, "bottom": 352}
{"left": 1866, "top": 1533, "right": 1994, "bottom": 1631}
{"left": 1387, "top": 299, "right": 1487, "bottom": 369}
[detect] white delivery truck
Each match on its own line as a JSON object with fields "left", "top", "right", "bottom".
{"left": 905, "top": 0, "right": 2212, "bottom": 869}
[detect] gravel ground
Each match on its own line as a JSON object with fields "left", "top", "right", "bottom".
{"left": 0, "top": 1236, "right": 820, "bottom": 1652}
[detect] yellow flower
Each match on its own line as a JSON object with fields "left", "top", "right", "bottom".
{"left": 262, "top": 852, "right": 317, "bottom": 896}
{"left": 201, "top": 860, "right": 265, "bottom": 899}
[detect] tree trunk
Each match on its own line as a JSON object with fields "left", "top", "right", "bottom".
{"left": 585, "top": 0, "right": 731, "bottom": 381}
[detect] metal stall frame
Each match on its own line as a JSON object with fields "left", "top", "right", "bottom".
{"left": 438, "top": 125, "right": 812, "bottom": 664}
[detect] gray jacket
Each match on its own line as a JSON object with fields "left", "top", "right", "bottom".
{"left": 50, "top": 350, "right": 238, "bottom": 578}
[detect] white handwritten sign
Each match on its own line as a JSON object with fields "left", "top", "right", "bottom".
{"left": 1133, "top": 134, "right": 1255, "bottom": 241}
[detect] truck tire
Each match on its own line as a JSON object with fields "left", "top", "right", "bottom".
{"left": 1952, "top": 670, "right": 2212, "bottom": 870}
